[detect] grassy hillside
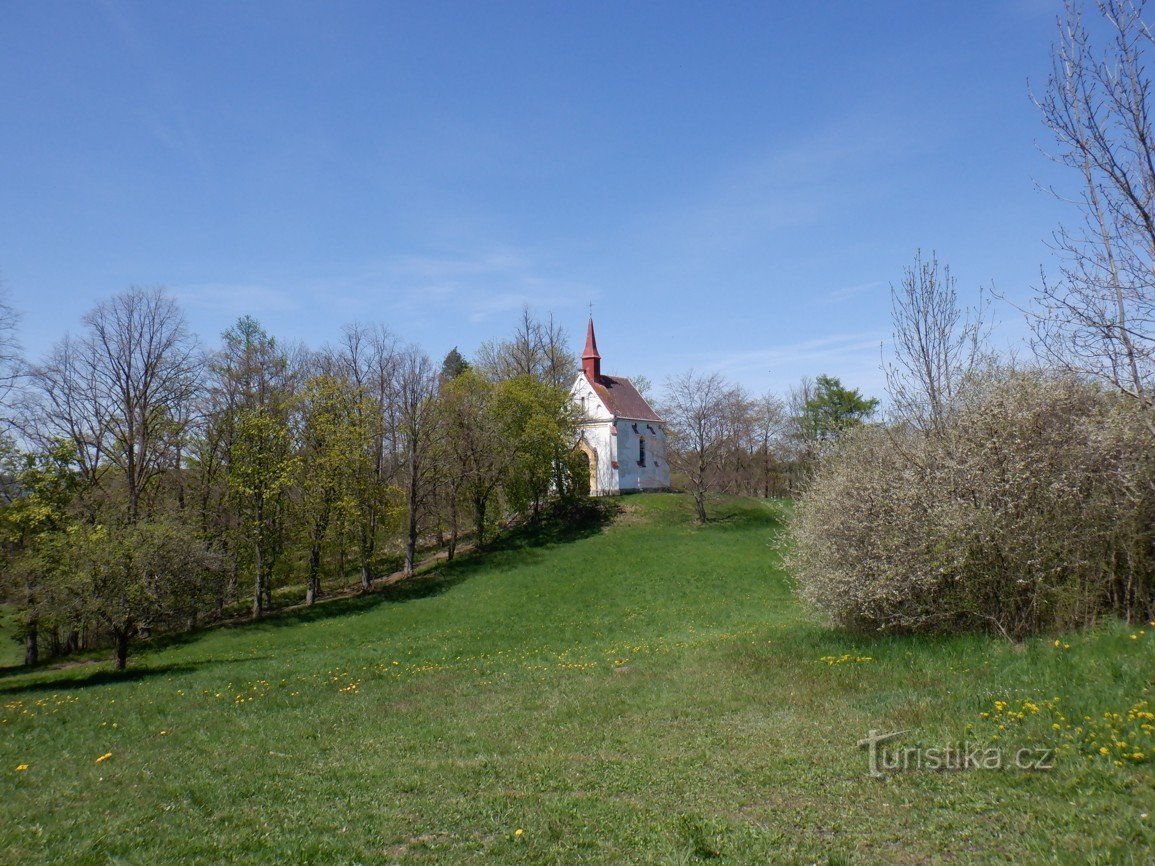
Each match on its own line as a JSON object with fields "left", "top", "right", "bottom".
{"left": 2, "top": 494, "right": 1153, "bottom": 864}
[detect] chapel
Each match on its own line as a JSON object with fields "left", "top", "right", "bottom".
{"left": 569, "top": 318, "right": 669, "bottom": 495}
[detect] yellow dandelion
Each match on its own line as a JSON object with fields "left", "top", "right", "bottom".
{"left": 15, "top": 763, "right": 28, "bottom": 772}
{"left": 514, "top": 829, "right": 524, "bottom": 837}
{"left": 96, "top": 752, "right": 112, "bottom": 763}
{"left": 1099, "top": 746, "right": 1110, "bottom": 756}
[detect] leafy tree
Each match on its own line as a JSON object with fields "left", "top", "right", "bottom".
{"left": 207, "top": 316, "right": 301, "bottom": 615}
{"left": 329, "top": 324, "right": 402, "bottom": 589}
{"left": 227, "top": 407, "right": 297, "bottom": 617}
{"left": 0, "top": 440, "right": 82, "bottom": 664}
{"left": 436, "top": 370, "right": 505, "bottom": 555}
{"left": 296, "top": 374, "right": 371, "bottom": 605}
{"left": 493, "top": 376, "right": 578, "bottom": 522}
{"left": 55, "top": 513, "right": 223, "bottom": 669}
{"left": 440, "top": 347, "right": 470, "bottom": 382}
{"left": 798, "top": 375, "right": 878, "bottom": 446}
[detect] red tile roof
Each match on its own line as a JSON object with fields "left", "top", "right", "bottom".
{"left": 587, "top": 373, "right": 663, "bottom": 423}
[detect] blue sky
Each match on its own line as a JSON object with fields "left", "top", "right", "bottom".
{"left": 0, "top": 0, "right": 1078, "bottom": 398}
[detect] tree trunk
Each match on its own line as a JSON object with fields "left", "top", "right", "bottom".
{"left": 306, "top": 544, "right": 321, "bottom": 605}
{"left": 447, "top": 498, "right": 459, "bottom": 561}
{"left": 694, "top": 493, "right": 708, "bottom": 524}
{"left": 474, "top": 496, "right": 487, "bottom": 550}
{"left": 360, "top": 562, "right": 372, "bottom": 591}
{"left": 24, "top": 626, "right": 38, "bottom": 667}
{"left": 405, "top": 458, "right": 419, "bottom": 576}
{"left": 114, "top": 630, "right": 131, "bottom": 670}
{"left": 252, "top": 539, "right": 265, "bottom": 618}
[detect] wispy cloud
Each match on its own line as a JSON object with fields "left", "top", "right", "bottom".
{"left": 173, "top": 283, "right": 300, "bottom": 316}
{"left": 382, "top": 248, "right": 595, "bottom": 322}
{"left": 389, "top": 251, "right": 530, "bottom": 280}
{"left": 691, "top": 332, "right": 888, "bottom": 397}
{"left": 705, "top": 333, "right": 884, "bottom": 373}
{"left": 631, "top": 105, "right": 941, "bottom": 270}
{"left": 97, "top": 0, "right": 211, "bottom": 177}
{"left": 826, "top": 281, "right": 883, "bottom": 303}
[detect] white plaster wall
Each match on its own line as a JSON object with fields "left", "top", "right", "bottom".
{"left": 615, "top": 420, "right": 670, "bottom": 491}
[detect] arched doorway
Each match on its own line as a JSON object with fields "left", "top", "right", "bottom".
{"left": 576, "top": 439, "right": 598, "bottom": 496}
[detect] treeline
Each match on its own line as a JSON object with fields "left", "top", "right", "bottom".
{"left": 0, "top": 293, "right": 585, "bottom": 668}
{"left": 659, "top": 370, "right": 878, "bottom": 523}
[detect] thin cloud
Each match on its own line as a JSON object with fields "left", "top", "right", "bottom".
{"left": 826, "top": 281, "right": 883, "bottom": 303}
{"left": 174, "top": 283, "right": 300, "bottom": 316}
{"left": 384, "top": 247, "right": 594, "bottom": 322}
{"left": 706, "top": 333, "right": 884, "bottom": 373}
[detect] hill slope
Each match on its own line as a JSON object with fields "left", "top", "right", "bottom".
{"left": 2, "top": 495, "right": 1153, "bottom": 864}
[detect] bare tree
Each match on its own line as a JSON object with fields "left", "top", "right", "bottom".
{"left": 0, "top": 282, "right": 22, "bottom": 431}
{"left": 29, "top": 287, "right": 201, "bottom": 520}
{"left": 752, "top": 392, "right": 788, "bottom": 498}
{"left": 475, "top": 306, "right": 576, "bottom": 387}
{"left": 395, "top": 346, "right": 440, "bottom": 575}
{"left": 661, "top": 370, "right": 737, "bottom": 523}
{"left": 885, "top": 250, "right": 988, "bottom": 434}
{"left": 1032, "top": 0, "right": 1155, "bottom": 428}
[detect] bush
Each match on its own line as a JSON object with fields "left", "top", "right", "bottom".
{"left": 790, "top": 369, "right": 1155, "bottom": 639}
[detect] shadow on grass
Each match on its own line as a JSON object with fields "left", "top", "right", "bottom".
{"left": 0, "top": 658, "right": 266, "bottom": 695}
{"left": 491, "top": 498, "right": 621, "bottom": 551}
{"left": 432, "top": 498, "right": 622, "bottom": 582}
{"left": 701, "top": 497, "right": 788, "bottom": 531}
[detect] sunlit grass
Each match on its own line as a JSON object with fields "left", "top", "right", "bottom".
{"left": 1, "top": 494, "right": 1153, "bottom": 864}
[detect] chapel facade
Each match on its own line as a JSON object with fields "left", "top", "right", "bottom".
{"left": 569, "top": 318, "right": 669, "bottom": 496}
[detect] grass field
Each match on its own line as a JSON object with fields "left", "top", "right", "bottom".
{"left": 2, "top": 494, "right": 1154, "bottom": 864}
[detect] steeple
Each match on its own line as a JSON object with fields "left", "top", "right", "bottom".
{"left": 581, "top": 316, "right": 602, "bottom": 381}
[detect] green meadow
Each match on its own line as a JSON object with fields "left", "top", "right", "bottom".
{"left": 1, "top": 494, "right": 1153, "bottom": 864}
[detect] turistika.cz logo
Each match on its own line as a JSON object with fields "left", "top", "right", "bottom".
{"left": 857, "top": 729, "right": 1055, "bottom": 777}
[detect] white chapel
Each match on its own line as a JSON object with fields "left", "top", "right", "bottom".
{"left": 570, "top": 318, "right": 669, "bottom": 496}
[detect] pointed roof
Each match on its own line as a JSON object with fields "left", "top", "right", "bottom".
{"left": 581, "top": 316, "right": 601, "bottom": 380}
{"left": 582, "top": 316, "right": 601, "bottom": 360}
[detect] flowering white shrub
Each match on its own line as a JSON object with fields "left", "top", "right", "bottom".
{"left": 790, "top": 369, "right": 1155, "bottom": 639}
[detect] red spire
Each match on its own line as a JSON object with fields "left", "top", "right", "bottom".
{"left": 582, "top": 316, "right": 602, "bottom": 381}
